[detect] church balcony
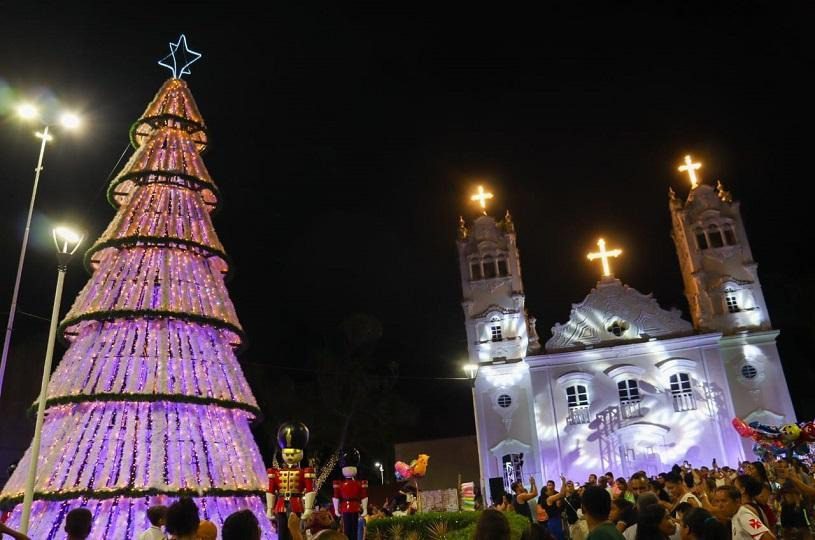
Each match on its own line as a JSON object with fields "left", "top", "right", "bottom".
{"left": 672, "top": 392, "right": 697, "bottom": 412}
{"left": 620, "top": 400, "right": 643, "bottom": 420}
{"left": 566, "top": 405, "right": 591, "bottom": 425}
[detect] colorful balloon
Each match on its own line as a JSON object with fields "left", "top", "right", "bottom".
{"left": 394, "top": 461, "right": 412, "bottom": 480}
{"left": 780, "top": 423, "right": 801, "bottom": 444}
{"left": 411, "top": 454, "right": 430, "bottom": 478}
{"left": 732, "top": 417, "right": 755, "bottom": 438}
{"left": 800, "top": 422, "right": 815, "bottom": 442}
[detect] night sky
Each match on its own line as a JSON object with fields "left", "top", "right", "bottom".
{"left": 1, "top": 4, "right": 813, "bottom": 466}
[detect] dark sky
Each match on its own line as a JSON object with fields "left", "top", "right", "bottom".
{"left": 0, "top": 3, "right": 813, "bottom": 455}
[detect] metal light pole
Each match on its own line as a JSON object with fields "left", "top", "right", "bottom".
{"left": 0, "top": 106, "right": 81, "bottom": 400}
{"left": 20, "top": 226, "right": 83, "bottom": 534}
{"left": 374, "top": 462, "right": 384, "bottom": 484}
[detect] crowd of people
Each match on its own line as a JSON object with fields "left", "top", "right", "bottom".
{"left": 479, "top": 458, "right": 815, "bottom": 540}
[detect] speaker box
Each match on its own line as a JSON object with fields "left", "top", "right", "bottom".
{"left": 488, "top": 476, "right": 505, "bottom": 505}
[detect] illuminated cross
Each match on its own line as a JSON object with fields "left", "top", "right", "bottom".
{"left": 678, "top": 154, "right": 702, "bottom": 189}
{"left": 587, "top": 238, "right": 622, "bottom": 278}
{"left": 470, "top": 185, "right": 494, "bottom": 214}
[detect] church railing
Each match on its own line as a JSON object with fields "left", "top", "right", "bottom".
{"left": 620, "top": 400, "right": 642, "bottom": 419}
{"left": 672, "top": 392, "right": 696, "bottom": 412}
{"left": 567, "top": 405, "right": 591, "bottom": 425}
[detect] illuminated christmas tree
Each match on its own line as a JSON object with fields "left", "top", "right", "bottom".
{"left": 0, "top": 72, "right": 273, "bottom": 538}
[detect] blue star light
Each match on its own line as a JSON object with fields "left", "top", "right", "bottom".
{"left": 158, "top": 34, "right": 202, "bottom": 79}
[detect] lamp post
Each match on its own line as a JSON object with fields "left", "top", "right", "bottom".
{"left": 374, "top": 462, "right": 384, "bottom": 485}
{"left": 19, "top": 226, "right": 84, "bottom": 534}
{"left": 0, "top": 105, "right": 81, "bottom": 400}
{"left": 462, "top": 363, "right": 487, "bottom": 505}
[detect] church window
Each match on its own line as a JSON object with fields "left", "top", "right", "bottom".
{"left": 497, "top": 394, "right": 512, "bottom": 408}
{"left": 501, "top": 453, "right": 524, "bottom": 492}
{"left": 695, "top": 230, "right": 708, "bottom": 250}
{"left": 483, "top": 257, "right": 497, "bottom": 279}
{"left": 607, "top": 320, "right": 629, "bottom": 337}
{"left": 470, "top": 262, "right": 482, "bottom": 281}
{"left": 617, "top": 379, "right": 643, "bottom": 419}
{"left": 725, "top": 293, "right": 740, "bottom": 313}
{"left": 497, "top": 258, "right": 509, "bottom": 277}
{"left": 566, "top": 385, "right": 590, "bottom": 425}
{"left": 741, "top": 364, "right": 758, "bottom": 379}
{"left": 723, "top": 224, "right": 737, "bottom": 245}
{"left": 708, "top": 225, "right": 724, "bottom": 248}
{"left": 669, "top": 373, "right": 696, "bottom": 412}
{"left": 491, "top": 325, "right": 503, "bottom": 342}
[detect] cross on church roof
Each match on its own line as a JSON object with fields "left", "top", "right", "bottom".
{"left": 470, "top": 185, "right": 494, "bottom": 214}
{"left": 678, "top": 154, "right": 702, "bottom": 190}
{"left": 587, "top": 238, "right": 622, "bottom": 278}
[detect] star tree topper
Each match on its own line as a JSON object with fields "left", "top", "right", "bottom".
{"left": 158, "top": 34, "right": 202, "bottom": 79}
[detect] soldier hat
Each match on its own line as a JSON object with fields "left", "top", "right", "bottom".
{"left": 277, "top": 421, "right": 310, "bottom": 450}
{"left": 340, "top": 448, "right": 361, "bottom": 468}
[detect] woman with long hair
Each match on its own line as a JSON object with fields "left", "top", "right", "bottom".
{"left": 635, "top": 503, "right": 676, "bottom": 540}
{"left": 679, "top": 507, "right": 728, "bottom": 540}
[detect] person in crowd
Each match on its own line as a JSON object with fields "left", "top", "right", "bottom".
{"left": 616, "top": 478, "right": 635, "bottom": 503}
{"left": 623, "top": 493, "right": 659, "bottom": 540}
{"left": 65, "top": 508, "right": 93, "bottom": 540}
{"left": 522, "top": 523, "right": 556, "bottom": 540}
{"left": 777, "top": 480, "right": 812, "bottom": 540}
{"left": 744, "top": 462, "right": 776, "bottom": 529}
{"left": 723, "top": 477, "right": 774, "bottom": 540}
{"left": 221, "top": 510, "right": 260, "bottom": 540}
{"left": 588, "top": 474, "right": 598, "bottom": 486}
{"left": 0, "top": 522, "right": 30, "bottom": 540}
{"left": 610, "top": 498, "right": 636, "bottom": 534}
{"left": 513, "top": 477, "right": 539, "bottom": 523}
{"left": 629, "top": 474, "right": 652, "bottom": 500}
{"left": 475, "top": 508, "right": 511, "bottom": 540}
{"left": 139, "top": 505, "right": 168, "bottom": 540}
{"left": 635, "top": 503, "right": 676, "bottom": 540}
{"left": 679, "top": 507, "right": 729, "bottom": 540}
{"left": 582, "top": 485, "right": 625, "bottom": 540}
{"left": 165, "top": 497, "right": 200, "bottom": 540}
{"left": 665, "top": 471, "right": 701, "bottom": 510}
{"left": 197, "top": 519, "right": 217, "bottom": 540}
{"left": 541, "top": 479, "right": 565, "bottom": 540}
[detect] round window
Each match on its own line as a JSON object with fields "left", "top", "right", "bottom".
{"left": 741, "top": 364, "right": 758, "bottom": 379}
{"left": 497, "top": 394, "right": 512, "bottom": 408}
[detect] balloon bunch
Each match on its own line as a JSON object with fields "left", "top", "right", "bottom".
{"left": 394, "top": 454, "right": 430, "bottom": 480}
{"left": 732, "top": 417, "right": 815, "bottom": 459}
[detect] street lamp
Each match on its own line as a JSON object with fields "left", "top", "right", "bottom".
{"left": 0, "top": 102, "right": 82, "bottom": 400}
{"left": 19, "top": 225, "right": 84, "bottom": 534}
{"left": 374, "top": 462, "right": 384, "bottom": 484}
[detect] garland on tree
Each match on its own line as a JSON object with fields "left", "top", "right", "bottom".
{"left": 38, "top": 391, "right": 262, "bottom": 417}
{"left": 129, "top": 115, "right": 210, "bottom": 153}
{"left": 0, "top": 486, "right": 265, "bottom": 510}
{"left": 83, "top": 235, "right": 233, "bottom": 282}
{"left": 106, "top": 170, "right": 221, "bottom": 211}
{"left": 58, "top": 309, "right": 248, "bottom": 353}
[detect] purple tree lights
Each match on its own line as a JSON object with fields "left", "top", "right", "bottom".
{"left": 0, "top": 78, "right": 273, "bottom": 538}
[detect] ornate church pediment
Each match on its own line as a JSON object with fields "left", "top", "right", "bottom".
{"left": 545, "top": 278, "right": 693, "bottom": 352}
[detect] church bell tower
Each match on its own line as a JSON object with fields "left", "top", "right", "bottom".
{"left": 457, "top": 186, "right": 542, "bottom": 503}
{"left": 669, "top": 155, "right": 771, "bottom": 334}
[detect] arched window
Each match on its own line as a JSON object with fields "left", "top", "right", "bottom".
{"left": 470, "top": 261, "right": 482, "bottom": 281}
{"left": 707, "top": 225, "right": 724, "bottom": 248}
{"left": 617, "top": 379, "right": 643, "bottom": 419}
{"left": 491, "top": 325, "right": 503, "bottom": 342}
{"left": 724, "top": 290, "right": 741, "bottom": 313}
{"left": 566, "top": 385, "right": 590, "bottom": 425}
{"left": 669, "top": 373, "right": 696, "bottom": 412}
{"left": 722, "top": 224, "right": 737, "bottom": 245}
{"left": 483, "top": 256, "right": 497, "bottom": 279}
{"left": 497, "top": 258, "right": 509, "bottom": 277}
{"left": 694, "top": 228, "right": 709, "bottom": 250}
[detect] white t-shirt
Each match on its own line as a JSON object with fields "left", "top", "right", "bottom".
{"left": 137, "top": 526, "right": 166, "bottom": 540}
{"left": 732, "top": 505, "right": 770, "bottom": 540}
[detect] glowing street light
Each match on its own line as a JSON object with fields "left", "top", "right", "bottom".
{"left": 462, "top": 363, "right": 478, "bottom": 379}
{"left": 0, "top": 101, "right": 83, "bottom": 401}
{"left": 20, "top": 225, "right": 84, "bottom": 533}
{"left": 374, "top": 462, "right": 385, "bottom": 484}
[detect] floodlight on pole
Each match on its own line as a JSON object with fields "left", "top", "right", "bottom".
{"left": 19, "top": 225, "right": 83, "bottom": 533}
{"left": 0, "top": 103, "right": 82, "bottom": 400}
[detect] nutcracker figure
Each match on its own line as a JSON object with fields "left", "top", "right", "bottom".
{"left": 267, "top": 422, "right": 315, "bottom": 540}
{"left": 332, "top": 448, "right": 368, "bottom": 540}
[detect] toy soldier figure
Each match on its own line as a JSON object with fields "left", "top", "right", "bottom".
{"left": 333, "top": 448, "right": 368, "bottom": 540}
{"left": 267, "top": 422, "right": 315, "bottom": 540}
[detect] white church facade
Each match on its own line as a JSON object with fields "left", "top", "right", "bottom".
{"left": 457, "top": 158, "right": 796, "bottom": 502}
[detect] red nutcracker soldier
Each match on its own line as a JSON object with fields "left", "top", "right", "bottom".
{"left": 333, "top": 448, "right": 368, "bottom": 540}
{"left": 267, "top": 422, "right": 315, "bottom": 540}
